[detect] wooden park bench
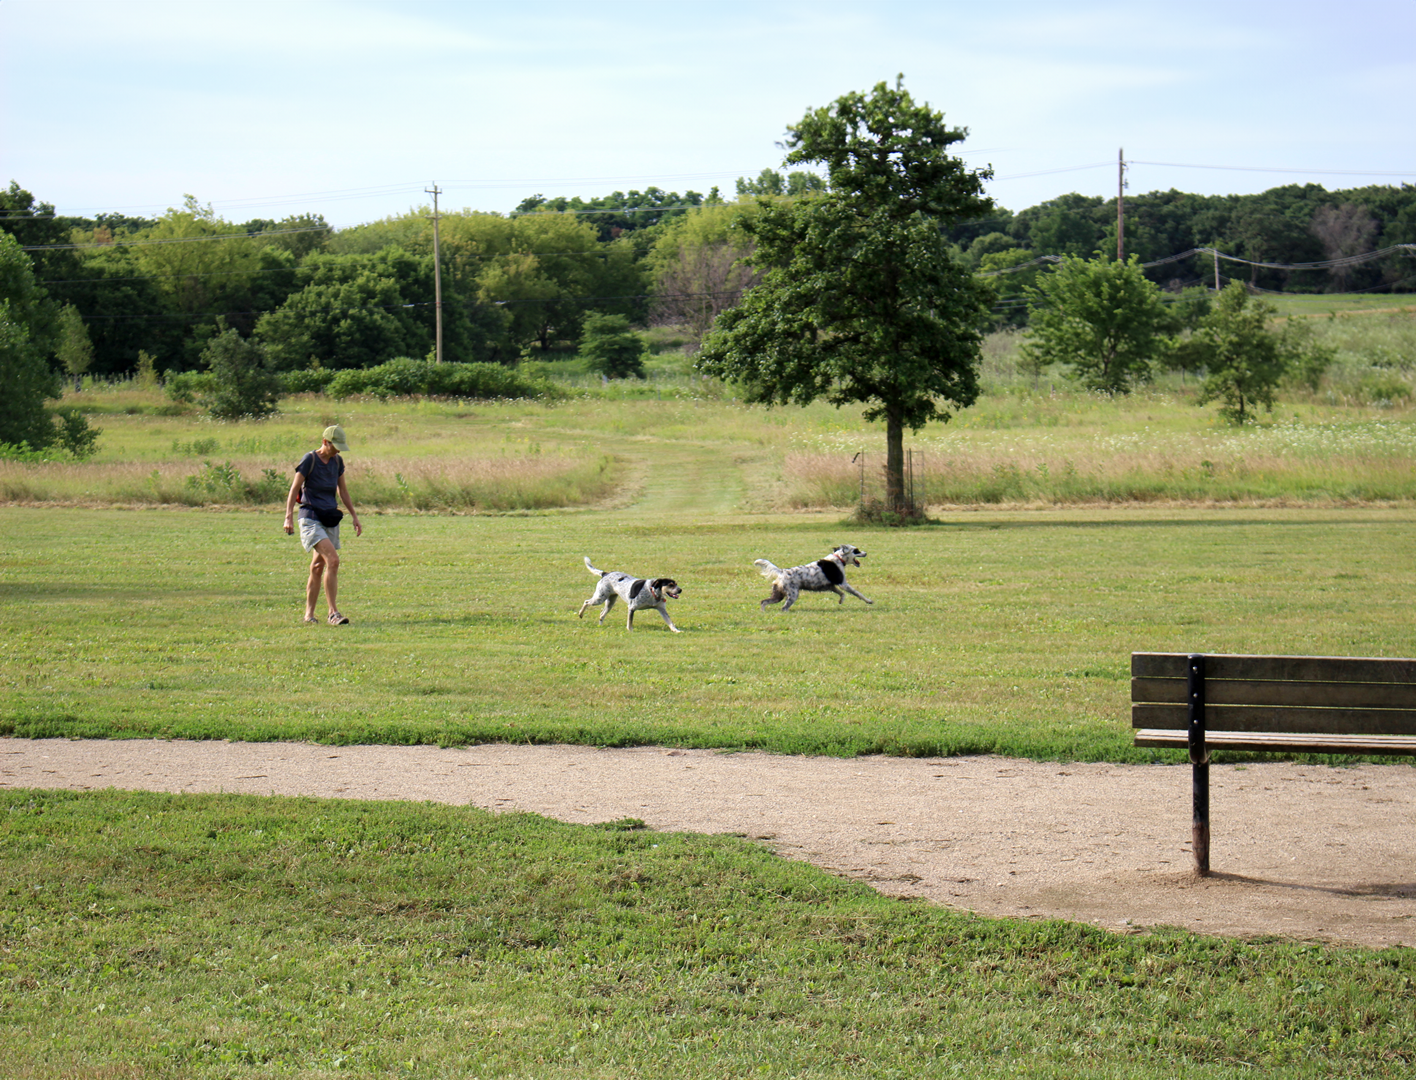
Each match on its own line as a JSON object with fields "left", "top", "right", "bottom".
{"left": 1131, "top": 652, "right": 1416, "bottom": 874}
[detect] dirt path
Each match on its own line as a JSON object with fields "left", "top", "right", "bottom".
{"left": 5, "top": 738, "right": 1413, "bottom": 949}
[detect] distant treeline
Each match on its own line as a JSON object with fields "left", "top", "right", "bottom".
{"left": 2, "top": 175, "right": 1413, "bottom": 380}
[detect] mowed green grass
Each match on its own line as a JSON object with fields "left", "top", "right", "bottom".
{"left": 4, "top": 788, "right": 1414, "bottom": 1079}
{"left": 2, "top": 502, "right": 1413, "bottom": 760}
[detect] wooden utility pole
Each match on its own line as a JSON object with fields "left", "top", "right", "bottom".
{"left": 1117, "top": 148, "right": 1125, "bottom": 262}
{"left": 425, "top": 183, "right": 444, "bottom": 363}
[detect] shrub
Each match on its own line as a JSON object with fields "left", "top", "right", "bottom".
{"left": 580, "top": 313, "right": 647, "bottom": 379}
{"left": 182, "top": 461, "right": 288, "bottom": 503}
{"left": 0, "top": 441, "right": 56, "bottom": 462}
{"left": 50, "top": 407, "right": 101, "bottom": 459}
{"left": 1358, "top": 372, "right": 1413, "bottom": 406}
{"left": 1022, "top": 255, "right": 1172, "bottom": 393}
{"left": 280, "top": 368, "right": 336, "bottom": 394}
{"left": 324, "top": 359, "right": 560, "bottom": 401}
{"left": 164, "top": 371, "right": 215, "bottom": 404}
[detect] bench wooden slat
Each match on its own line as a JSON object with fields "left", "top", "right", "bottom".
{"left": 1132, "top": 675, "right": 1416, "bottom": 710}
{"left": 1132, "top": 652, "right": 1416, "bottom": 684}
{"left": 1134, "top": 728, "right": 1416, "bottom": 755}
{"left": 1132, "top": 702, "right": 1416, "bottom": 737}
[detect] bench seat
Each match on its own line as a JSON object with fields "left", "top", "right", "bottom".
{"left": 1133, "top": 728, "right": 1416, "bottom": 755}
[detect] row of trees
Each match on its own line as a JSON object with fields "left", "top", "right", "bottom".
{"left": 953, "top": 183, "right": 1416, "bottom": 296}
{"left": 3, "top": 165, "right": 1413, "bottom": 384}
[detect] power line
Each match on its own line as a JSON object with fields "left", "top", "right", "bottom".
{"left": 23, "top": 225, "right": 332, "bottom": 252}
{"left": 979, "top": 244, "right": 1416, "bottom": 277}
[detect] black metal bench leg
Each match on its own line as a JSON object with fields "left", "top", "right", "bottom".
{"left": 1188, "top": 654, "right": 1210, "bottom": 875}
{"left": 1192, "top": 759, "right": 1210, "bottom": 874}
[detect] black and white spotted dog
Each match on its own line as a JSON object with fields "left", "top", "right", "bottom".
{"left": 577, "top": 557, "right": 683, "bottom": 632}
{"left": 758, "top": 543, "right": 866, "bottom": 611}
{"left": 754, "top": 544, "right": 872, "bottom": 612}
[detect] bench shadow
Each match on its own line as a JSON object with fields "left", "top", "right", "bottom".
{"left": 1204, "top": 872, "right": 1416, "bottom": 899}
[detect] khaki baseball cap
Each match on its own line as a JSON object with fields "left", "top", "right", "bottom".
{"left": 322, "top": 425, "right": 349, "bottom": 452}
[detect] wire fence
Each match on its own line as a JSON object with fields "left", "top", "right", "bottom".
{"left": 852, "top": 449, "right": 918, "bottom": 517}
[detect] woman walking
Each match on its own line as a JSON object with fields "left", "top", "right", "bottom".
{"left": 284, "top": 424, "right": 362, "bottom": 625}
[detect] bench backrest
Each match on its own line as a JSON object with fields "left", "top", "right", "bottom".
{"left": 1132, "top": 652, "right": 1416, "bottom": 738}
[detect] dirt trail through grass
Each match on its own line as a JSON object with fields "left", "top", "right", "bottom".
{"left": 7, "top": 738, "right": 1414, "bottom": 948}
{"left": 580, "top": 428, "right": 759, "bottom": 519}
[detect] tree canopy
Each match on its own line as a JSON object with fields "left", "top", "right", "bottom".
{"left": 1189, "top": 282, "right": 1332, "bottom": 424}
{"left": 0, "top": 232, "right": 61, "bottom": 449}
{"left": 0, "top": 231, "right": 99, "bottom": 455}
{"left": 696, "top": 78, "right": 995, "bottom": 513}
{"left": 1021, "top": 255, "right": 1173, "bottom": 393}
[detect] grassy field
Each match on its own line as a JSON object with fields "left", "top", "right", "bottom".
{"left": 3, "top": 367, "right": 1415, "bottom": 759}
{"left": 4, "top": 788, "right": 1414, "bottom": 1079}
{"left": 2, "top": 502, "right": 1414, "bottom": 760}
{"left": 4, "top": 321, "right": 1416, "bottom": 1076}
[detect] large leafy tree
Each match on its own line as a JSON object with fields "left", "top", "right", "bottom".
{"left": 696, "top": 78, "right": 995, "bottom": 513}
{"left": 255, "top": 257, "right": 418, "bottom": 371}
{"left": 130, "top": 196, "right": 262, "bottom": 316}
{"left": 1021, "top": 255, "right": 1172, "bottom": 393}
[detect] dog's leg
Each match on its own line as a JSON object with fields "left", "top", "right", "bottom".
{"left": 779, "top": 584, "right": 800, "bottom": 612}
{"left": 626, "top": 605, "right": 635, "bottom": 630}
{"left": 577, "top": 598, "right": 594, "bottom": 618}
{"left": 598, "top": 595, "right": 616, "bottom": 625}
{"left": 656, "top": 604, "right": 682, "bottom": 633}
{"left": 841, "top": 584, "right": 873, "bottom": 605}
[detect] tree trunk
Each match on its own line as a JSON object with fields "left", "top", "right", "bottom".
{"left": 886, "top": 413, "right": 906, "bottom": 512}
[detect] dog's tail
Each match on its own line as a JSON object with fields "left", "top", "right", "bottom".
{"left": 584, "top": 556, "right": 607, "bottom": 578}
{"left": 753, "top": 558, "right": 784, "bottom": 581}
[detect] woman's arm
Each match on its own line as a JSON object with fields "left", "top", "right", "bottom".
{"left": 337, "top": 473, "right": 362, "bottom": 537}
{"left": 283, "top": 472, "right": 305, "bottom": 535}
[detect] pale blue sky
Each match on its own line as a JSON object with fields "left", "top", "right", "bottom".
{"left": 3, "top": 0, "right": 1412, "bottom": 227}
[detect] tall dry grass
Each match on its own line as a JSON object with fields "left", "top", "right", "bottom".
{"left": 0, "top": 454, "right": 619, "bottom": 511}
{"left": 786, "top": 418, "right": 1416, "bottom": 508}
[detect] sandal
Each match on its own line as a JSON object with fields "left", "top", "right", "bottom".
{"left": 303, "top": 615, "right": 319, "bottom": 625}
{"left": 328, "top": 612, "right": 350, "bottom": 625}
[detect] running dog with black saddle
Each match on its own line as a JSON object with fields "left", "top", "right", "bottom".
{"left": 578, "top": 557, "right": 683, "bottom": 632}
{"left": 754, "top": 544, "right": 872, "bottom": 612}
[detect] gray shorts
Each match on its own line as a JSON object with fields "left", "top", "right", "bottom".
{"left": 299, "top": 516, "right": 340, "bottom": 552}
